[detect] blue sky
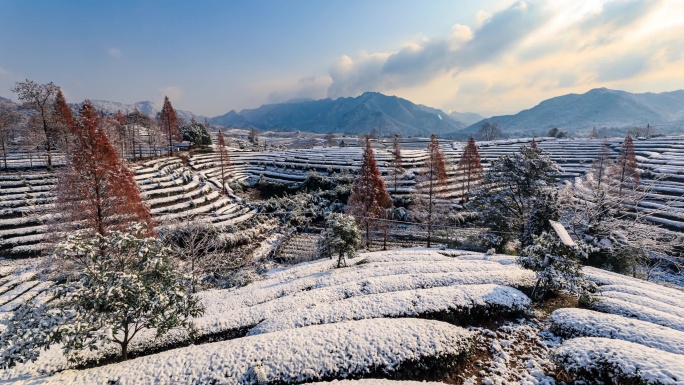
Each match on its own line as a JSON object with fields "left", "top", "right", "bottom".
{"left": 1, "top": 1, "right": 683, "bottom": 117}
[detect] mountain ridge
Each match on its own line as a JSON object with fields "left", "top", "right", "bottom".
{"left": 460, "top": 88, "right": 684, "bottom": 137}
{"left": 209, "top": 92, "right": 466, "bottom": 137}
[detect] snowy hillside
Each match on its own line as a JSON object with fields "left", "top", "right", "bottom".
{"left": 86, "top": 99, "right": 206, "bottom": 123}
{"left": 462, "top": 88, "right": 684, "bottom": 137}
{"left": 209, "top": 92, "right": 465, "bottom": 137}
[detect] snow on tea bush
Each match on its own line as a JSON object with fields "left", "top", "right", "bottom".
{"left": 556, "top": 337, "right": 684, "bottom": 385}
{"left": 38, "top": 319, "right": 472, "bottom": 385}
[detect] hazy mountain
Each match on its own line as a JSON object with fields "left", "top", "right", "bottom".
{"left": 449, "top": 111, "right": 485, "bottom": 126}
{"left": 210, "top": 92, "right": 465, "bottom": 137}
{"left": 87, "top": 100, "right": 207, "bottom": 123}
{"left": 461, "top": 88, "right": 684, "bottom": 138}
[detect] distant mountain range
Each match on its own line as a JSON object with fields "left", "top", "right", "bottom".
{"left": 449, "top": 111, "right": 485, "bottom": 126}
{"left": 460, "top": 88, "right": 684, "bottom": 137}
{"left": 86, "top": 100, "right": 206, "bottom": 123}
{"left": 5, "top": 87, "right": 683, "bottom": 138}
{"left": 209, "top": 92, "right": 468, "bottom": 137}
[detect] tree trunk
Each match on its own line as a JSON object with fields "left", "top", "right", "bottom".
{"left": 1, "top": 139, "right": 6, "bottom": 170}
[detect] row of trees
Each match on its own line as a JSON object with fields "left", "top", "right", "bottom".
{"left": 0, "top": 80, "right": 210, "bottom": 169}
{"left": 0, "top": 89, "right": 206, "bottom": 367}
{"left": 344, "top": 133, "right": 485, "bottom": 249}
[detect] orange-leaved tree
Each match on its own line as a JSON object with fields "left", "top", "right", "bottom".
{"left": 413, "top": 134, "right": 448, "bottom": 247}
{"left": 56, "top": 100, "right": 153, "bottom": 237}
{"left": 347, "top": 135, "right": 391, "bottom": 249}
{"left": 456, "top": 136, "right": 483, "bottom": 202}
{"left": 159, "top": 96, "right": 180, "bottom": 157}
{"left": 612, "top": 135, "right": 639, "bottom": 196}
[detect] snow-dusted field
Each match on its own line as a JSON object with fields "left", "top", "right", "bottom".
{"left": 1, "top": 248, "right": 684, "bottom": 384}
{"left": 1, "top": 249, "right": 537, "bottom": 384}
{"left": 5, "top": 135, "right": 684, "bottom": 256}
{"left": 545, "top": 267, "right": 684, "bottom": 384}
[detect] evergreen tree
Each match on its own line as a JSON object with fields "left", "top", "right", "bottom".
{"left": 456, "top": 136, "right": 483, "bottom": 202}
{"left": 612, "top": 135, "right": 639, "bottom": 196}
{"left": 412, "top": 134, "right": 448, "bottom": 247}
{"left": 468, "top": 145, "right": 561, "bottom": 251}
{"left": 317, "top": 213, "right": 361, "bottom": 268}
{"left": 521, "top": 189, "right": 562, "bottom": 248}
{"left": 518, "top": 231, "right": 594, "bottom": 301}
{"left": 181, "top": 121, "right": 212, "bottom": 147}
{"left": 159, "top": 96, "right": 180, "bottom": 157}
{"left": 56, "top": 100, "right": 153, "bottom": 237}
{"left": 0, "top": 223, "right": 204, "bottom": 367}
{"left": 217, "top": 130, "right": 231, "bottom": 194}
{"left": 347, "top": 135, "right": 391, "bottom": 248}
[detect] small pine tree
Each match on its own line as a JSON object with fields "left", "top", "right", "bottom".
{"left": 347, "top": 135, "right": 391, "bottom": 248}
{"left": 217, "top": 130, "right": 231, "bottom": 194}
{"left": 518, "top": 231, "right": 595, "bottom": 301}
{"left": 612, "top": 135, "right": 639, "bottom": 196}
{"left": 413, "top": 134, "right": 448, "bottom": 247}
{"left": 317, "top": 213, "right": 361, "bottom": 268}
{"left": 159, "top": 96, "right": 180, "bottom": 157}
{"left": 591, "top": 142, "right": 614, "bottom": 190}
{"left": 456, "top": 136, "right": 483, "bottom": 202}
{"left": 0, "top": 223, "right": 204, "bottom": 367}
{"left": 468, "top": 145, "right": 561, "bottom": 251}
{"left": 56, "top": 100, "right": 153, "bottom": 236}
{"left": 521, "top": 189, "right": 562, "bottom": 248}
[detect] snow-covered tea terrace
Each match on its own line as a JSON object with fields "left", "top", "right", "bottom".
{"left": 5, "top": 135, "right": 684, "bottom": 257}
{"left": 0, "top": 248, "right": 683, "bottom": 384}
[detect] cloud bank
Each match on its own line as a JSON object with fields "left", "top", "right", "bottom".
{"left": 277, "top": 0, "right": 683, "bottom": 116}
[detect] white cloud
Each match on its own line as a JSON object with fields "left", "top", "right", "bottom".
{"left": 281, "top": 0, "right": 684, "bottom": 116}
{"left": 267, "top": 76, "right": 331, "bottom": 103}
{"left": 158, "top": 86, "right": 183, "bottom": 102}
{"left": 0, "top": 66, "right": 7, "bottom": 76}
{"left": 107, "top": 47, "right": 122, "bottom": 58}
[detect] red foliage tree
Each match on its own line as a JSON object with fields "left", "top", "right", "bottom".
{"left": 159, "top": 96, "right": 179, "bottom": 157}
{"left": 56, "top": 100, "right": 153, "bottom": 237}
{"left": 456, "top": 136, "right": 483, "bottom": 202}
{"left": 613, "top": 135, "right": 639, "bottom": 196}
{"left": 52, "top": 89, "right": 76, "bottom": 156}
{"left": 217, "top": 130, "right": 232, "bottom": 194}
{"left": 413, "top": 134, "right": 448, "bottom": 247}
{"left": 347, "top": 135, "right": 392, "bottom": 248}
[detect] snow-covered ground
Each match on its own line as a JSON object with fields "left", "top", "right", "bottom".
{"left": 2, "top": 247, "right": 684, "bottom": 384}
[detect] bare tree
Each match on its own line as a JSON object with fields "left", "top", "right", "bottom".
{"left": 477, "top": 121, "right": 502, "bottom": 141}
{"left": 456, "top": 136, "right": 483, "bottom": 202}
{"left": 324, "top": 132, "right": 337, "bottom": 147}
{"left": 390, "top": 134, "right": 403, "bottom": 193}
{"left": 0, "top": 107, "right": 21, "bottom": 170}
{"left": 11, "top": 80, "right": 60, "bottom": 170}
{"left": 163, "top": 216, "right": 218, "bottom": 293}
